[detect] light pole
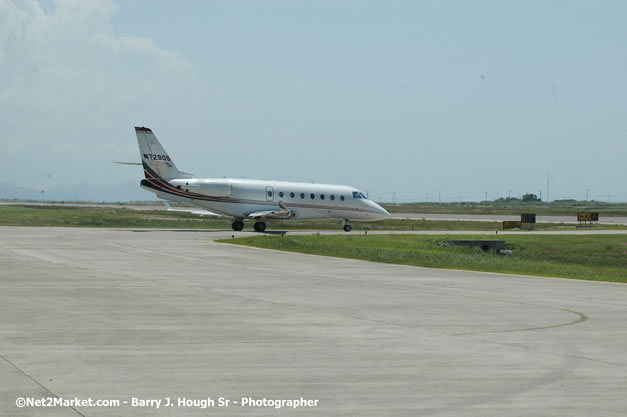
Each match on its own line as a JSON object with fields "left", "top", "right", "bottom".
{"left": 547, "top": 169, "right": 550, "bottom": 203}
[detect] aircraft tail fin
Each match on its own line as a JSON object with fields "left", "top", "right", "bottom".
{"left": 135, "top": 127, "right": 193, "bottom": 180}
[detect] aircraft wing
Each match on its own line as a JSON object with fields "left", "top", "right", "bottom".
{"left": 162, "top": 201, "right": 219, "bottom": 217}
{"left": 246, "top": 201, "right": 295, "bottom": 220}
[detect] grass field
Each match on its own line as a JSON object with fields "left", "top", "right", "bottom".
{"left": 4, "top": 199, "right": 627, "bottom": 217}
{"left": 223, "top": 234, "right": 627, "bottom": 283}
{"left": 0, "top": 205, "right": 240, "bottom": 228}
{"left": 382, "top": 201, "right": 627, "bottom": 217}
{"left": 1, "top": 205, "right": 626, "bottom": 231}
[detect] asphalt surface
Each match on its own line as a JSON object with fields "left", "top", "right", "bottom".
{"left": 1, "top": 227, "right": 626, "bottom": 416}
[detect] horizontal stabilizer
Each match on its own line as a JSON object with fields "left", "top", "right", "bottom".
{"left": 114, "top": 161, "right": 143, "bottom": 166}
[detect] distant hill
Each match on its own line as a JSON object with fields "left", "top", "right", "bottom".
{"left": 0, "top": 182, "right": 158, "bottom": 202}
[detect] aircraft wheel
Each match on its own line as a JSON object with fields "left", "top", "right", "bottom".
{"left": 232, "top": 220, "right": 244, "bottom": 231}
{"left": 254, "top": 222, "right": 267, "bottom": 233}
{"left": 343, "top": 224, "right": 352, "bottom": 232}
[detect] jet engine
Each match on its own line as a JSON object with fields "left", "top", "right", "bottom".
{"left": 169, "top": 179, "right": 232, "bottom": 197}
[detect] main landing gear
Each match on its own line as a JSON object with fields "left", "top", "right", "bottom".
{"left": 231, "top": 220, "right": 244, "bottom": 231}
{"left": 342, "top": 219, "right": 352, "bottom": 232}
{"left": 231, "top": 220, "right": 267, "bottom": 233}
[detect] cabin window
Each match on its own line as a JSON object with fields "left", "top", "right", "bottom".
{"left": 290, "top": 192, "right": 295, "bottom": 198}
{"left": 330, "top": 195, "right": 335, "bottom": 200}
{"left": 340, "top": 195, "right": 345, "bottom": 201}
{"left": 310, "top": 193, "right": 315, "bottom": 199}
{"left": 320, "top": 194, "right": 325, "bottom": 200}
{"left": 300, "top": 193, "right": 305, "bottom": 199}
{"left": 268, "top": 190, "right": 273, "bottom": 197}
{"left": 279, "top": 191, "right": 284, "bottom": 198}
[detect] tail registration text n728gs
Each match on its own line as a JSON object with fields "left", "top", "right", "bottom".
{"left": 134, "top": 126, "right": 389, "bottom": 232}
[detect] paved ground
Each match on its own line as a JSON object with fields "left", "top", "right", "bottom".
{"left": 1, "top": 227, "right": 626, "bottom": 416}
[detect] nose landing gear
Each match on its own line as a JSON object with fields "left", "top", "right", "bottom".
{"left": 342, "top": 219, "right": 352, "bottom": 232}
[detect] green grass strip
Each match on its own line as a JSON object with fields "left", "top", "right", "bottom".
{"left": 2, "top": 205, "right": 626, "bottom": 231}
{"left": 221, "top": 234, "right": 627, "bottom": 283}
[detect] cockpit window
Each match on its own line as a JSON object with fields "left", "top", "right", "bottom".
{"left": 352, "top": 191, "right": 368, "bottom": 199}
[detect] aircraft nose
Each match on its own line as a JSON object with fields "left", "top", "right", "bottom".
{"left": 370, "top": 201, "right": 390, "bottom": 219}
{"left": 377, "top": 204, "right": 390, "bottom": 219}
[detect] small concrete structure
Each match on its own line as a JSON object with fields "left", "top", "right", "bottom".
{"left": 446, "top": 239, "right": 506, "bottom": 251}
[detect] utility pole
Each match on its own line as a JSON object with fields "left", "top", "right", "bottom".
{"left": 438, "top": 191, "right": 441, "bottom": 203}
{"left": 484, "top": 191, "right": 488, "bottom": 202}
{"left": 586, "top": 189, "right": 589, "bottom": 201}
{"left": 547, "top": 170, "right": 550, "bottom": 203}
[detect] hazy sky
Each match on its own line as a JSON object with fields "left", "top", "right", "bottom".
{"left": 2, "top": 0, "right": 626, "bottom": 202}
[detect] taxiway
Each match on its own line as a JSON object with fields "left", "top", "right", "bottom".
{"left": 0, "top": 227, "right": 626, "bottom": 416}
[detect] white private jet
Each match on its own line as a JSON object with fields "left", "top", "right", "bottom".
{"left": 134, "top": 126, "right": 389, "bottom": 232}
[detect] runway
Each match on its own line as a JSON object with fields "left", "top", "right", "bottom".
{"left": 1, "top": 227, "right": 626, "bottom": 416}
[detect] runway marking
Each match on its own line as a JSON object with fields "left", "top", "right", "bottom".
{"left": 461, "top": 335, "right": 625, "bottom": 368}
{"left": 451, "top": 308, "right": 588, "bottom": 336}
{"left": 418, "top": 341, "right": 585, "bottom": 416}
{"left": 10, "top": 249, "right": 60, "bottom": 264}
